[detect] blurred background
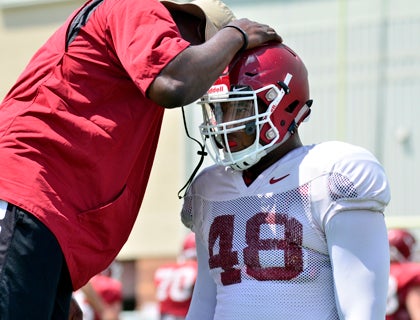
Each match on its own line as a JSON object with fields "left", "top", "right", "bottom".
{"left": 1, "top": 0, "right": 419, "bottom": 318}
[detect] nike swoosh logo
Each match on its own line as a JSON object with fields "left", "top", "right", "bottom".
{"left": 269, "top": 174, "right": 290, "bottom": 184}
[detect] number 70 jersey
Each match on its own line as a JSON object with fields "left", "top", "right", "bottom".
{"left": 181, "top": 141, "right": 390, "bottom": 319}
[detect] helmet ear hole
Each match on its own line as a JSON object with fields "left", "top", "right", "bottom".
{"left": 285, "top": 100, "right": 299, "bottom": 113}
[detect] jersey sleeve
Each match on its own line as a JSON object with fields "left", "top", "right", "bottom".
{"left": 180, "top": 166, "right": 218, "bottom": 231}
{"left": 106, "top": 0, "right": 190, "bottom": 94}
{"left": 326, "top": 210, "right": 389, "bottom": 319}
{"left": 186, "top": 233, "right": 217, "bottom": 320}
{"left": 181, "top": 192, "right": 194, "bottom": 230}
{"left": 311, "top": 143, "right": 391, "bottom": 229}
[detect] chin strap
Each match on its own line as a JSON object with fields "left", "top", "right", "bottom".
{"left": 177, "top": 106, "right": 208, "bottom": 199}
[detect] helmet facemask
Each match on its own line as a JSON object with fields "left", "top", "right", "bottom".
{"left": 199, "top": 82, "right": 289, "bottom": 170}
{"left": 198, "top": 43, "right": 311, "bottom": 171}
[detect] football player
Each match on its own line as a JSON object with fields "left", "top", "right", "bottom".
{"left": 181, "top": 42, "right": 391, "bottom": 319}
{"left": 387, "top": 228, "right": 420, "bottom": 319}
{"left": 154, "top": 232, "right": 198, "bottom": 320}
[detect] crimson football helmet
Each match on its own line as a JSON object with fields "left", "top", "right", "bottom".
{"left": 198, "top": 42, "right": 312, "bottom": 170}
{"left": 388, "top": 229, "right": 416, "bottom": 262}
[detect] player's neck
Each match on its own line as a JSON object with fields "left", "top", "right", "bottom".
{"left": 242, "top": 133, "right": 303, "bottom": 186}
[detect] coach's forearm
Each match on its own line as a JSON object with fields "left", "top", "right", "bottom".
{"left": 148, "top": 19, "right": 282, "bottom": 108}
{"left": 148, "top": 28, "right": 243, "bottom": 108}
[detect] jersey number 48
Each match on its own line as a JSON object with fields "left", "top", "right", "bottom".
{"left": 208, "top": 212, "right": 304, "bottom": 285}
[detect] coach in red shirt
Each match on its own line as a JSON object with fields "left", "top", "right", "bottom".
{"left": 0, "top": 0, "right": 281, "bottom": 317}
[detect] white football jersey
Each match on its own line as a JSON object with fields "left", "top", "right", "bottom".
{"left": 181, "top": 141, "right": 390, "bottom": 320}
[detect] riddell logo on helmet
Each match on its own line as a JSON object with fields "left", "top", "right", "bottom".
{"left": 208, "top": 84, "right": 228, "bottom": 95}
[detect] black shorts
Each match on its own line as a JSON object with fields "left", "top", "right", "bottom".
{"left": 0, "top": 202, "right": 73, "bottom": 319}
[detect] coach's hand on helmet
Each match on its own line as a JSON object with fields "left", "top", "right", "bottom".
{"left": 148, "top": 18, "right": 282, "bottom": 109}
{"left": 223, "top": 18, "right": 282, "bottom": 51}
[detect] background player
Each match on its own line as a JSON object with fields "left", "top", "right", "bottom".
{"left": 181, "top": 42, "right": 391, "bottom": 319}
{"left": 73, "top": 261, "right": 123, "bottom": 320}
{"left": 387, "top": 228, "right": 420, "bottom": 319}
{"left": 154, "top": 232, "right": 198, "bottom": 320}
